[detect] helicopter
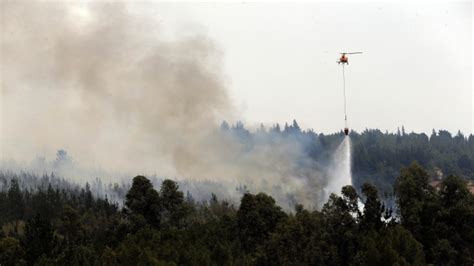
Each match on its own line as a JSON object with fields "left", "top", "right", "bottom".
{"left": 338, "top": 52, "right": 362, "bottom": 135}
{"left": 337, "top": 52, "right": 362, "bottom": 65}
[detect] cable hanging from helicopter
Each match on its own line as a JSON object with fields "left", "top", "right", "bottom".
{"left": 337, "top": 52, "right": 362, "bottom": 136}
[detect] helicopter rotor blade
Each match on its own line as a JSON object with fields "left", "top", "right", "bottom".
{"left": 340, "top": 52, "right": 363, "bottom": 54}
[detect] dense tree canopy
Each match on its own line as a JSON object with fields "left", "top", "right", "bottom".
{"left": 1, "top": 161, "right": 473, "bottom": 265}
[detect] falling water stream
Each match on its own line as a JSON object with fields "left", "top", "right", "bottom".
{"left": 326, "top": 136, "right": 352, "bottom": 198}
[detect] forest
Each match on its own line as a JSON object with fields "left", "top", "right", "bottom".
{"left": 222, "top": 121, "right": 474, "bottom": 194}
{"left": 0, "top": 162, "right": 473, "bottom": 265}
{"left": 1, "top": 124, "right": 473, "bottom": 265}
{"left": 4, "top": 122, "right": 473, "bottom": 207}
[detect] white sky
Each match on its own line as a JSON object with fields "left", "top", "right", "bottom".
{"left": 134, "top": 2, "right": 472, "bottom": 135}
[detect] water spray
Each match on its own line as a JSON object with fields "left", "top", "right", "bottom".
{"left": 326, "top": 137, "right": 352, "bottom": 196}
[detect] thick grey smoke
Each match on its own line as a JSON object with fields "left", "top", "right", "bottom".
{"left": 1, "top": 2, "right": 231, "bottom": 172}
{"left": 1, "top": 2, "right": 329, "bottom": 209}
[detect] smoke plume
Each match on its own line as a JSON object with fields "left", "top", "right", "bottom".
{"left": 1, "top": 2, "right": 330, "bottom": 209}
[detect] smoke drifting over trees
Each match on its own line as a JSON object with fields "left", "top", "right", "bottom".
{"left": 1, "top": 2, "right": 331, "bottom": 208}
{"left": 2, "top": 2, "right": 473, "bottom": 209}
